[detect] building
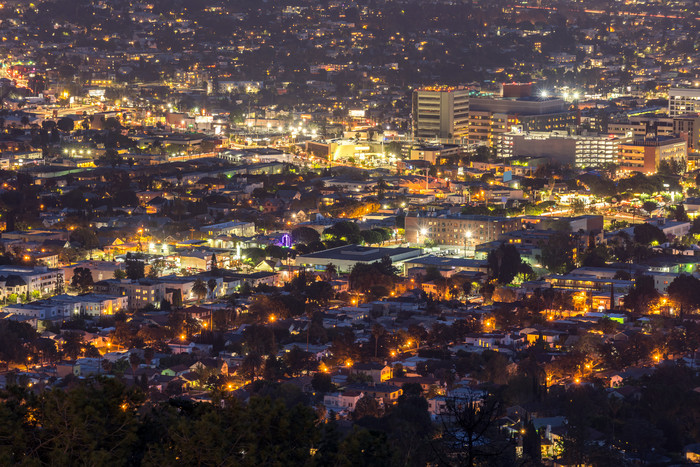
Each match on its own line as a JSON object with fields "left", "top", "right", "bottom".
{"left": 199, "top": 221, "right": 255, "bottom": 237}
{"left": 669, "top": 88, "right": 700, "bottom": 118}
{"left": 607, "top": 116, "right": 674, "bottom": 139}
{"left": 408, "top": 144, "right": 462, "bottom": 164}
{"left": 496, "top": 130, "right": 632, "bottom": 168}
{"left": 350, "top": 363, "right": 392, "bottom": 383}
{"left": 294, "top": 245, "right": 422, "bottom": 274}
{"left": 618, "top": 137, "right": 688, "bottom": 175}
{"left": 94, "top": 279, "right": 167, "bottom": 311}
{"left": 405, "top": 213, "right": 521, "bottom": 248}
{"left": 412, "top": 87, "right": 469, "bottom": 139}
{"left": 0, "top": 265, "right": 64, "bottom": 301}
{"left": 673, "top": 114, "right": 700, "bottom": 151}
{"left": 468, "top": 97, "right": 575, "bottom": 144}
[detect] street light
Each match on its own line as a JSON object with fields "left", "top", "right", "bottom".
{"left": 464, "top": 230, "right": 472, "bottom": 257}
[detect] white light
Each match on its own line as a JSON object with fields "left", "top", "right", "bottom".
{"left": 573, "top": 92, "right": 580, "bottom": 100}
{"left": 540, "top": 90, "right": 549, "bottom": 98}
{"left": 420, "top": 227, "right": 428, "bottom": 236}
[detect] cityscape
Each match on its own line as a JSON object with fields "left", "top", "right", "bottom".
{"left": 0, "top": 0, "right": 699, "bottom": 464}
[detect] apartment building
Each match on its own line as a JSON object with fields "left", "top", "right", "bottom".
{"left": 405, "top": 213, "right": 521, "bottom": 247}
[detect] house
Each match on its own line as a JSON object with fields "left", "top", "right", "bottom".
{"left": 323, "top": 390, "right": 364, "bottom": 412}
{"left": 350, "top": 362, "right": 392, "bottom": 383}
{"left": 346, "top": 383, "right": 403, "bottom": 404}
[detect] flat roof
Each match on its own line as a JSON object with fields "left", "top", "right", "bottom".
{"left": 405, "top": 255, "right": 487, "bottom": 268}
{"left": 297, "top": 244, "right": 420, "bottom": 262}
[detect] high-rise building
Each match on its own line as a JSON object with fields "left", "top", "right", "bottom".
{"left": 618, "top": 137, "right": 688, "bottom": 175}
{"left": 412, "top": 87, "right": 469, "bottom": 140}
{"left": 669, "top": 88, "right": 700, "bottom": 117}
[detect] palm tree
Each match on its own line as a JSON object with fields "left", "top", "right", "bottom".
{"left": 323, "top": 263, "right": 337, "bottom": 282}
{"left": 372, "top": 324, "right": 385, "bottom": 359}
{"left": 192, "top": 279, "right": 207, "bottom": 304}
{"left": 207, "top": 278, "right": 217, "bottom": 300}
{"left": 129, "top": 353, "right": 141, "bottom": 381}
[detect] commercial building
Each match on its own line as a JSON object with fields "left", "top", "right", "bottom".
{"left": 496, "top": 130, "right": 632, "bottom": 168}
{"left": 467, "top": 97, "right": 575, "bottom": 144}
{"left": 607, "top": 116, "right": 674, "bottom": 139}
{"left": 412, "top": 87, "right": 469, "bottom": 139}
{"left": 294, "top": 244, "right": 422, "bottom": 274}
{"left": 618, "top": 137, "right": 688, "bottom": 175}
{"left": 669, "top": 88, "right": 700, "bottom": 118}
{"left": 404, "top": 213, "right": 521, "bottom": 248}
{"left": 674, "top": 114, "right": 700, "bottom": 151}
{"left": 407, "top": 144, "right": 462, "bottom": 164}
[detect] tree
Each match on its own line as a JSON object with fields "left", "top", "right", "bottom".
{"left": 669, "top": 204, "right": 690, "bottom": 222}
{"left": 306, "top": 280, "right": 334, "bottom": 306}
{"left": 371, "top": 324, "right": 385, "bottom": 358}
{"left": 311, "top": 372, "right": 334, "bottom": 393}
{"left": 56, "top": 117, "right": 74, "bottom": 133}
{"left": 667, "top": 274, "right": 700, "bottom": 315}
{"left": 487, "top": 243, "right": 524, "bottom": 284}
{"left": 633, "top": 223, "right": 666, "bottom": 245}
{"left": 70, "top": 267, "right": 94, "bottom": 293}
{"left": 521, "top": 419, "right": 541, "bottom": 464}
{"left": 192, "top": 279, "right": 207, "bottom": 304}
{"left": 436, "top": 397, "right": 511, "bottom": 467}
{"left": 125, "top": 257, "right": 145, "bottom": 280}
{"left": 642, "top": 200, "right": 658, "bottom": 214}
{"left": 129, "top": 353, "right": 141, "bottom": 381}
{"left": 352, "top": 394, "right": 382, "bottom": 420}
{"left": 291, "top": 226, "right": 320, "bottom": 245}
{"left": 171, "top": 289, "right": 183, "bottom": 308}
{"left": 61, "top": 331, "right": 84, "bottom": 359}
{"left": 538, "top": 232, "right": 577, "bottom": 274}
{"left": 113, "top": 269, "right": 127, "bottom": 280}
{"left": 207, "top": 278, "right": 217, "bottom": 299}
{"left": 322, "top": 263, "right": 337, "bottom": 282}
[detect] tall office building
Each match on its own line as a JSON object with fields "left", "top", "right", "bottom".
{"left": 669, "top": 88, "right": 700, "bottom": 117}
{"left": 412, "top": 87, "right": 470, "bottom": 140}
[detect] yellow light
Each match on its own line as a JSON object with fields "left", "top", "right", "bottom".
{"left": 269, "top": 314, "right": 276, "bottom": 323}
{"left": 574, "top": 377, "right": 580, "bottom": 384}
{"left": 345, "top": 360, "right": 352, "bottom": 367}
{"left": 180, "top": 334, "right": 186, "bottom": 341}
